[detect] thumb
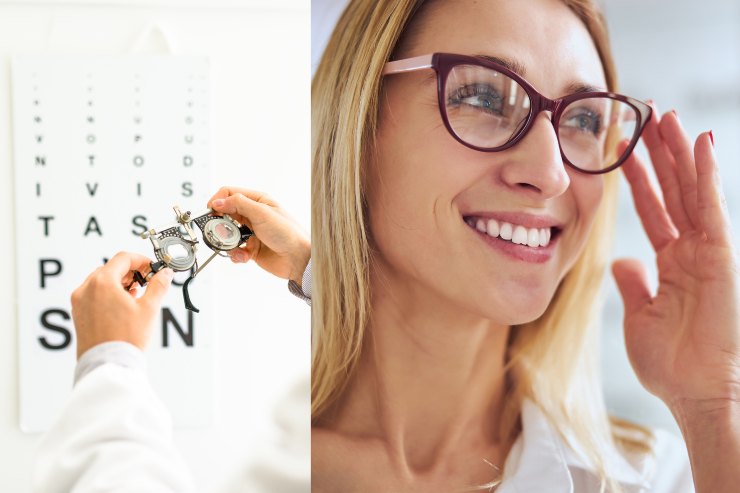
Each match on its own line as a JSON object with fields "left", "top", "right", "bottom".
{"left": 141, "top": 268, "right": 174, "bottom": 307}
{"left": 611, "top": 258, "right": 652, "bottom": 317}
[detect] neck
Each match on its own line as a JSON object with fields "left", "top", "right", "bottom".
{"left": 332, "top": 263, "right": 511, "bottom": 474}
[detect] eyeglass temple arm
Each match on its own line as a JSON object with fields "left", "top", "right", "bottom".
{"left": 383, "top": 54, "right": 434, "bottom": 75}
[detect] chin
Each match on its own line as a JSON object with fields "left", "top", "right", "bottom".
{"left": 474, "top": 289, "right": 554, "bottom": 326}
{"left": 493, "top": 307, "right": 549, "bottom": 326}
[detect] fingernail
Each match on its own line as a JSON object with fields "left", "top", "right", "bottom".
{"left": 709, "top": 130, "right": 714, "bottom": 147}
{"left": 161, "top": 268, "right": 175, "bottom": 281}
{"left": 212, "top": 199, "right": 224, "bottom": 208}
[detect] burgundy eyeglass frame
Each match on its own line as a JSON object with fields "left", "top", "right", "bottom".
{"left": 383, "top": 52, "right": 652, "bottom": 175}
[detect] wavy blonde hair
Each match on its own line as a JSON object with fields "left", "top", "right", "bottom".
{"left": 312, "top": 1, "right": 652, "bottom": 490}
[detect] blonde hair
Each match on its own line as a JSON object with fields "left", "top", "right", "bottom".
{"left": 312, "top": 1, "right": 652, "bottom": 490}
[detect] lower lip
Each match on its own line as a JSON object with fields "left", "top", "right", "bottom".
{"left": 466, "top": 222, "right": 558, "bottom": 264}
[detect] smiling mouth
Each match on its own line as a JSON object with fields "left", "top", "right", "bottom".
{"left": 463, "top": 215, "right": 563, "bottom": 248}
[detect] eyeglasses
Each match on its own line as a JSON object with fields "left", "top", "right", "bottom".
{"left": 383, "top": 53, "right": 652, "bottom": 175}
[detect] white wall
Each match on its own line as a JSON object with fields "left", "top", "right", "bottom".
{"left": 0, "top": 1, "right": 310, "bottom": 491}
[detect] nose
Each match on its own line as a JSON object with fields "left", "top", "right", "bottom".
{"left": 497, "top": 112, "right": 570, "bottom": 199}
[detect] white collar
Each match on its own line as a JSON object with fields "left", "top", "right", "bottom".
{"left": 496, "top": 399, "right": 651, "bottom": 493}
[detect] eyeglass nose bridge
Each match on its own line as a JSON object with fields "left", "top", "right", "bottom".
{"left": 519, "top": 93, "right": 567, "bottom": 144}
{"left": 529, "top": 93, "right": 565, "bottom": 124}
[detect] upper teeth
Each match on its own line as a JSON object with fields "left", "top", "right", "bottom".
{"left": 469, "top": 217, "right": 552, "bottom": 248}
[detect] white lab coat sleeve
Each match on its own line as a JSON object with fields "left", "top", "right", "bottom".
{"left": 33, "top": 342, "right": 196, "bottom": 493}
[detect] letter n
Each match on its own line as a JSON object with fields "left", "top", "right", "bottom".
{"left": 162, "top": 307, "right": 194, "bottom": 347}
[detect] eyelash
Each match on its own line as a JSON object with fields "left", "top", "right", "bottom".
{"left": 561, "top": 108, "right": 603, "bottom": 135}
{"left": 448, "top": 84, "right": 503, "bottom": 113}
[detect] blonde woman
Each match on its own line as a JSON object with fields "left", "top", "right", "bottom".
{"left": 311, "top": 0, "right": 739, "bottom": 491}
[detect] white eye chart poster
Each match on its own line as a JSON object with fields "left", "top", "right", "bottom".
{"left": 12, "top": 55, "right": 214, "bottom": 433}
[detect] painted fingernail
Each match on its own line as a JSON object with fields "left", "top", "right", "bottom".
{"left": 709, "top": 130, "right": 714, "bottom": 147}
{"left": 212, "top": 199, "right": 224, "bottom": 208}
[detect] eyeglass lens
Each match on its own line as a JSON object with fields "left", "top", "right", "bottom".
{"left": 444, "top": 64, "right": 639, "bottom": 172}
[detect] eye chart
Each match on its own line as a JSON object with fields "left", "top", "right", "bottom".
{"left": 12, "top": 55, "right": 214, "bottom": 432}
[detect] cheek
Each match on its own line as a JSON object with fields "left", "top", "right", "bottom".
{"left": 366, "top": 137, "right": 443, "bottom": 256}
{"left": 368, "top": 96, "right": 468, "bottom": 239}
{"left": 366, "top": 112, "right": 484, "bottom": 284}
{"left": 574, "top": 174, "right": 604, "bottom": 227}
{"left": 565, "top": 172, "right": 605, "bottom": 261}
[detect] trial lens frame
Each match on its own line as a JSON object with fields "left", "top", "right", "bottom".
{"left": 130, "top": 205, "right": 253, "bottom": 312}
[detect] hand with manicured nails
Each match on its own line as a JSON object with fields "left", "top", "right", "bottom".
{"left": 612, "top": 105, "right": 740, "bottom": 491}
{"left": 208, "top": 186, "right": 311, "bottom": 286}
{"left": 71, "top": 252, "right": 174, "bottom": 359}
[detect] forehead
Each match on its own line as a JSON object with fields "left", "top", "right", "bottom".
{"left": 404, "top": 0, "right": 607, "bottom": 98}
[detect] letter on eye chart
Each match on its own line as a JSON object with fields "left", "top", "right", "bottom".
{"left": 162, "top": 307, "right": 194, "bottom": 347}
{"left": 38, "top": 216, "right": 54, "bottom": 236}
{"left": 131, "top": 215, "right": 147, "bottom": 236}
{"left": 39, "top": 258, "right": 62, "bottom": 288}
{"left": 83, "top": 216, "right": 103, "bottom": 237}
{"left": 38, "top": 308, "right": 72, "bottom": 350}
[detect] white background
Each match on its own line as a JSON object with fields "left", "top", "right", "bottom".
{"left": 312, "top": 0, "right": 740, "bottom": 435}
{"left": 0, "top": 0, "right": 310, "bottom": 491}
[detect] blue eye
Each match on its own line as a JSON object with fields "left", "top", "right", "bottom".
{"left": 562, "top": 110, "right": 603, "bottom": 135}
{"left": 448, "top": 84, "right": 503, "bottom": 115}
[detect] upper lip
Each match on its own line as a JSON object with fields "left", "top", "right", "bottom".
{"left": 463, "top": 211, "right": 564, "bottom": 230}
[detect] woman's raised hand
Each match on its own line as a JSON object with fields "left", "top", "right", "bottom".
{"left": 611, "top": 106, "right": 739, "bottom": 426}
{"left": 207, "top": 187, "right": 310, "bottom": 285}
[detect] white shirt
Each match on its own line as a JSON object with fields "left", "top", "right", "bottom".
{"left": 499, "top": 400, "right": 694, "bottom": 493}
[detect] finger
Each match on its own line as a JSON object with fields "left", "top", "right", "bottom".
{"left": 658, "top": 111, "right": 700, "bottom": 229}
{"left": 641, "top": 105, "right": 693, "bottom": 233}
{"left": 211, "top": 193, "right": 277, "bottom": 229}
{"left": 229, "top": 247, "right": 252, "bottom": 263}
{"left": 619, "top": 139, "right": 678, "bottom": 251}
{"left": 207, "top": 186, "right": 279, "bottom": 209}
{"left": 140, "top": 268, "right": 174, "bottom": 307}
{"left": 242, "top": 234, "right": 263, "bottom": 258}
{"left": 207, "top": 186, "right": 233, "bottom": 209}
{"left": 104, "top": 251, "right": 153, "bottom": 280}
{"left": 695, "top": 132, "right": 732, "bottom": 245}
{"left": 612, "top": 258, "right": 653, "bottom": 318}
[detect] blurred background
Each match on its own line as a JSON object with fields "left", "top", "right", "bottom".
{"left": 599, "top": 0, "right": 740, "bottom": 434}
{"left": 313, "top": 0, "right": 740, "bottom": 435}
{"left": 0, "top": 0, "right": 309, "bottom": 491}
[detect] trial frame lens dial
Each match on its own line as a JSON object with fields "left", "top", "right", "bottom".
{"left": 202, "top": 217, "right": 241, "bottom": 251}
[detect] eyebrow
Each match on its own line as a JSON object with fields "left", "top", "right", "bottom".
{"left": 475, "top": 53, "right": 606, "bottom": 94}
